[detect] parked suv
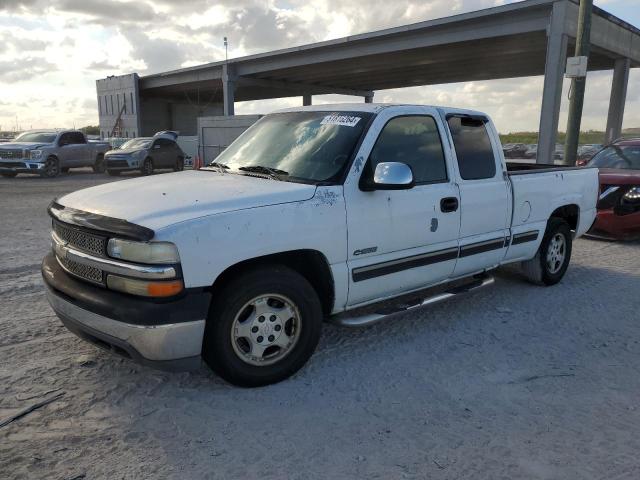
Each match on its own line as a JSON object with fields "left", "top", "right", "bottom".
{"left": 105, "top": 134, "right": 185, "bottom": 176}
{"left": 0, "top": 130, "right": 110, "bottom": 177}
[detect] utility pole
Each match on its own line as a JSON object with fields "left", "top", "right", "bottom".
{"left": 564, "top": 0, "right": 593, "bottom": 165}
{"left": 224, "top": 37, "right": 228, "bottom": 62}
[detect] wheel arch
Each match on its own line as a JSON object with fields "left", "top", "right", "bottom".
{"left": 549, "top": 204, "right": 579, "bottom": 231}
{"left": 208, "top": 249, "right": 335, "bottom": 316}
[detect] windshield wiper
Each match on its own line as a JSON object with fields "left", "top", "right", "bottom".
{"left": 207, "top": 162, "right": 230, "bottom": 174}
{"left": 238, "top": 165, "right": 289, "bottom": 180}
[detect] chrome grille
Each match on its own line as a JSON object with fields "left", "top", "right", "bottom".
{"left": 53, "top": 221, "right": 106, "bottom": 256}
{"left": 0, "top": 149, "right": 24, "bottom": 159}
{"left": 58, "top": 255, "right": 103, "bottom": 284}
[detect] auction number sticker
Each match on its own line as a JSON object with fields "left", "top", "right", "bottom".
{"left": 321, "top": 114, "right": 361, "bottom": 127}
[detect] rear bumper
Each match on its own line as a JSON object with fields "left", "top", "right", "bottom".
{"left": 588, "top": 209, "right": 640, "bottom": 241}
{"left": 42, "top": 252, "right": 209, "bottom": 370}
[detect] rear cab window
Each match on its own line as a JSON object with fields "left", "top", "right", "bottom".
{"left": 447, "top": 116, "right": 497, "bottom": 180}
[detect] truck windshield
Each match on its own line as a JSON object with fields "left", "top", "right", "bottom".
{"left": 587, "top": 145, "right": 640, "bottom": 170}
{"left": 209, "top": 111, "right": 372, "bottom": 183}
{"left": 14, "top": 132, "right": 57, "bottom": 143}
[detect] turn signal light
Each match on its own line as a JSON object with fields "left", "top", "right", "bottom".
{"left": 107, "top": 275, "right": 184, "bottom": 298}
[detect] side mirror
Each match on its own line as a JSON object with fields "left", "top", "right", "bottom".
{"left": 370, "top": 162, "right": 414, "bottom": 190}
{"left": 154, "top": 145, "right": 161, "bottom": 149}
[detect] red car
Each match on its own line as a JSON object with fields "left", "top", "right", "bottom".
{"left": 580, "top": 139, "right": 640, "bottom": 240}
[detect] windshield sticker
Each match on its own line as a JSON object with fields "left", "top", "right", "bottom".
{"left": 321, "top": 115, "right": 361, "bottom": 127}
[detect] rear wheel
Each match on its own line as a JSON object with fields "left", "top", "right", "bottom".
{"left": 522, "top": 218, "right": 572, "bottom": 285}
{"left": 1, "top": 172, "right": 18, "bottom": 178}
{"left": 141, "top": 157, "right": 153, "bottom": 176}
{"left": 93, "top": 154, "right": 105, "bottom": 173}
{"left": 174, "top": 156, "right": 184, "bottom": 172}
{"left": 40, "top": 156, "right": 60, "bottom": 178}
{"left": 202, "top": 265, "right": 323, "bottom": 387}
{"left": 106, "top": 170, "right": 120, "bottom": 176}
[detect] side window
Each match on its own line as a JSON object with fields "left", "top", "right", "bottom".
{"left": 59, "top": 133, "right": 72, "bottom": 145}
{"left": 368, "top": 116, "right": 447, "bottom": 184}
{"left": 447, "top": 116, "right": 496, "bottom": 180}
{"left": 71, "top": 132, "right": 86, "bottom": 144}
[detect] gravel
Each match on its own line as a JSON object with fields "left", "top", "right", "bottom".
{"left": 2, "top": 170, "right": 640, "bottom": 479}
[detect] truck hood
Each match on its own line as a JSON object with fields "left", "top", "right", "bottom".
{"left": 0, "top": 142, "right": 51, "bottom": 149}
{"left": 57, "top": 170, "right": 317, "bottom": 231}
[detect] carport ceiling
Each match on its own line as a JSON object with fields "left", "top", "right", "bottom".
{"left": 138, "top": 0, "right": 640, "bottom": 103}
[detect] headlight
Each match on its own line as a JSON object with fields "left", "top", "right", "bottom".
{"left": 623, "top": 187, "right": 640, "bottom": 203}
{"left": 107, "top": 238, "right": 180, "bottom": 264}
{"left": 106, "top": 275, "right": 183, "bottom": 297}
{"left": 29, "top": 149, "right": 43, "bottom": 159}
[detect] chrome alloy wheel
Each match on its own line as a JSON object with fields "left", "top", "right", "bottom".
{"left": 231, "top": 294, "right": 301, "bottom": 366}
{"left": 546, "top": 233, "right": 566, "bottom": 274}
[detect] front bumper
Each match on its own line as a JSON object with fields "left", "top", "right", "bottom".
{"left": 588, "top": 208, "right": 640, "bottom": 241}
{"left": 0, "top": 160, "right": 44, "bottom": 174}
{"left": 105, "top": 156, "right": 139, "bottom": 171}
{"left": 42, "top": 252, "right": 209, "bottom": 370}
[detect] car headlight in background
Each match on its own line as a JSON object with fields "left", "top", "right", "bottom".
{"left": 107, "top": 238, "right": 180, "bottom": 264}
{"left": 623, "top": 187, "right": 640, "bottom": 203}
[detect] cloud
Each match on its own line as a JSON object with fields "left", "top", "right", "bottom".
{"left": 0, "top": 0, "right": 639, "bottom": 132}
{"left": 0, "top": 57, "right": 57, "bottom": 82}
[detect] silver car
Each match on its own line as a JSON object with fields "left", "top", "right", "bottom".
{"left": 104, "top": 135, "right": 185, "bottom": 176}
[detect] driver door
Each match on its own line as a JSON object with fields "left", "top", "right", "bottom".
{"left": 344, "top": 107, "right": 461, "bottom": 307}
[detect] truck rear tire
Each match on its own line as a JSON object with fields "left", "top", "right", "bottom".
{"left": 521, "top": 218, "right": 572, "bottom": 286}
{"left": 106, "top": 170, "right": 120, "bottom": 176}
{"left": 202, "top": 265, "right": 323, "bottom": 387}
{"left": 1, "top": 172, "right": 17, "bottom": 178}
{"left": 93, "top": 155, "right": 105, "bottom": 173}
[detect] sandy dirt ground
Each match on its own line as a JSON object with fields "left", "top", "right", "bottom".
{"left": 1, "top": 169, "right": 640, "bottom": 480}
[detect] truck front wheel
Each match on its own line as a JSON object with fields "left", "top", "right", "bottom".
{"left": 203, "top": 265, "right": 323, "bottom": 387}
{"left": 521, "top": 218, "right": 572, "bottom": 286}
{"left": 40, "top": 156, "right": 60, "bottom": 178}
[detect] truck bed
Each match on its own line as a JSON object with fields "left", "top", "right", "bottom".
{"left": 506, "top": 161, "right": 588, "bottom": 175}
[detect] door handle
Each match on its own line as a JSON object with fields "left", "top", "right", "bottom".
{"left": 440, "top": 197, "right": 459, "bottom": 213}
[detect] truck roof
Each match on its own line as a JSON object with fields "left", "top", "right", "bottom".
{"left": 273, "top": 103, "right": 488, "bottom": 118}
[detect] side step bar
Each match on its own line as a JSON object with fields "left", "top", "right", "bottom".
{"left": 331, "top": 275, "right": 495, "bottom": 328}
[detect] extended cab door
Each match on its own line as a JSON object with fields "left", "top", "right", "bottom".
{"left": 344, "top": 107, "right": 461, "bottom": 307}
{"left": 445, "top": 114, "right": 511, "bottom": 277}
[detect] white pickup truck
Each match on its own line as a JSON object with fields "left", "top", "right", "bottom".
{"left": 42, "top": 104, "right": 599, "bottom": 387}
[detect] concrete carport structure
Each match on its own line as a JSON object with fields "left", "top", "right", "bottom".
{"left": 117, "top": 0, "right": 640, "bottom": 163}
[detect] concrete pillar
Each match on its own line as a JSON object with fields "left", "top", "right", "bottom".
{"left": 222, "top": 64, "right": 236, "bottom": 116}
{"left": 303, "top": 94, "right": 312, "bottom": 106}
{"left": 605, "top": 58, "right": 631, "bottom": 144}
{"left": 537, "top": 1, "right": 568, "bottom": 164}
{"left": 364, "top": 93, "right": 374, "bottom": 103}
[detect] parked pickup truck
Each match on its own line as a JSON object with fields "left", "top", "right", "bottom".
{"left": 0, "top": 129, "right": 110, "bottom": 178}
{"left": 42, "top": 104, "right": 599, "bottom": 387}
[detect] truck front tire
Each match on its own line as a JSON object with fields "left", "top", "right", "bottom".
{"left": 141, "top": 158, "right": 154, "bottom": 176}
{"left": 202, "top": 265, "right": 323, "bottom": 387}
{"left": 522, "top": 218, "right": 572, "bottom": 286}
{"left": 40, "top": 156, "right": 60, "bottom": 178}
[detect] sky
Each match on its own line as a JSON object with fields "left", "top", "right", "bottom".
{"left": 0, "top": 0, "right": 638, "bottom": 134}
